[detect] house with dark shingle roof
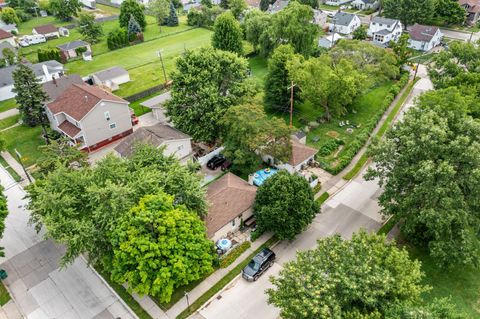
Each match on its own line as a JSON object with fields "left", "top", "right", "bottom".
{"left": 459, "top": 0, "right": 480, "bottom": 25}
{"left": 114, "top": 123, "right": 193, "bottom": 162}
{"left": 332, "top": 12, "right": 361, "bottom": 35}
{"left": 45, "top": 84, "right": 133, "bottom": 151}
{"left": 57, "top": 40, "right": 91, "bottom": 61}
{"left": 206, "top": 173, "right": 257, "bottom": 241}
{"left": 0, "top": 29, "right": 16, "bottom": 47}
{"left": 42, "top": 74, "right": 84, "bottom": 101}
{"left": 408, "top": 24, "right": 443, "bottom": 52}
{"left": 32, "top": 24, "right": 59, "bottom": 39}
{"left": 351, "top": 0, "right": 379, "bottom": 10}
{"left": 367, "top": 16, "right": 403, "bottom": 46}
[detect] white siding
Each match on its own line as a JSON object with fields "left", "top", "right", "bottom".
{"left": 211, "top": 208, "right": 253, "bottom": 242}
{"left": 162, "top": 139, "right": 192, "bottom": 160}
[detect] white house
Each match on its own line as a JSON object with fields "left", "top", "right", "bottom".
{"left": 408, "top": 24, "right": 443, "bottom": 52}
{"left": 32, "top": 24, "right": 60, "bottom": 39}
{"left": 318, "top": 33, "right": 344, "bottom": 48}
{"left": 46, "top": 84, "right": 133, "bottom": 151}
{"left": 325, "top": 0, "right": 353, "bottom": 5}
{"left": 92, "top": 66, "right": 130, "bottom": 91}
{"left": 351, "top": 0, "right": 379, "bottom": 10}
{"left": 140, "top": 91, "right": 171, "bottom": 123}
{"left": 80, "top": 0, "right": 96, "bottom": 8}
{"left": 0, "top": 29, "right": 16, "bottom": 47}
{"left": 0, "top": 60, "right": 64, "bottom": 101}
{"left": 332, "top": 12, "right": 361, "bottom": 35}
{"left": 57, "top": 40, "right": 91, "bottom": 61}
{"left": 0, "top": 22, "right": 18, "bottom": 34}
{"left": 313, "top": 9, "right": 328, "bottom": 28}
{"left": 114, "top": 123, "right": 193, "bottom": 163}
{"left": 367, "top": 16, "right": 403, "bottom": 46}
{"left": 263, "top": 138, "right": 318, "bottom": 174}
{"left": 206, "top": 173, "right": 257, "bottom": 242}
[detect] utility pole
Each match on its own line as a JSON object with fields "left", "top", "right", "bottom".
{"left": 184, "top": 291, "right": 190, "bottom": 311}
{"left": 14, "top": 149, "right": 32, "bottom": 183}
{"left": 157, "top": 50, "right": 167, "bottom": 84}
{"left": 288, "top": 81, "right": 296, "bottom": 127}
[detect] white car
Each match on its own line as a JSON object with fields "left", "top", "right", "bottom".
{"left": 18, "top": 34, "right": 46, "bottom": 47}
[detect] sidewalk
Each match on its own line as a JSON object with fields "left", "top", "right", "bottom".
{"left": 0, "top": 109, "right": 18, "bottom": 121}
{"left": 0, "top": 151, "right": 34, "bottom": 187}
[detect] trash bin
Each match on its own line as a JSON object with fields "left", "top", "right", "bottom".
{"left": 0, "top": 269, "right": 7, "bottom": 280}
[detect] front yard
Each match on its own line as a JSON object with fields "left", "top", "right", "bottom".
{"left": 0, "top": 125, "right": 44, "bottom": 167}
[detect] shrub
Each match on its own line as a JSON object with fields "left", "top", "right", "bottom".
{"left": 75, "top": 46, "right": 87, "bottom": 56}
{"left": 37, "top": 47, "right": 61, "bottom": 62}
{"left": 318, "top": 139, "right": 345, "bottom": 156}
{"left": 219, "top": 241, "right": 251, "bottom": 268}
{"left": 107, "top": 28, "right": 129, "bottom": 50}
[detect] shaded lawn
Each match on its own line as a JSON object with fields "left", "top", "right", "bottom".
{"left": 0, "top": 99, "right": 17, "bottom": 113}
{"left": 0, "top": 115, "right": 20, "bottom": 130}
{"left": 248, "top": 56, "right": 268, "bottom": 85}
{"left": 0, "top": 125, "right": 44, "bottom": 167}
{"left": 129, "top": 89, "right": 170, "bottom": 116}
{"left": 266, "top": 83, "right": 393, "bottom": 168}
{"left": 407, "top": 245, "right": 480, "bottom": 318}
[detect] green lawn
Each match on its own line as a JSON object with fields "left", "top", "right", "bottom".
{"left": 407, "top": 246, "right": 480, "bottom": 318}
{"left": 67, "top": 27, "right": 212, "bottom": 97}
{"left": 0, "top": 99, "right": 18, "bottom": 113}
{"left": 0, "top": 282, "right": 10, "bottom": 306}
{"left": 266, "top": 83, "right": 393, "bottom": 169}
{"left": 0, "top": 115, "right": 20, "bottom": 131}
{"left": 248, "top": 56, "right": 268, "bottom": 85}
{"left": 0, "top": 125, "right": 44, "bottom": 167}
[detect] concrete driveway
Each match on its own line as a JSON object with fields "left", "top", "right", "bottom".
{"left": 0, "top": 167, "right": 136, "bottom": 319}
{"left": 197, "top": 173, "right": 384, "bottom": 319}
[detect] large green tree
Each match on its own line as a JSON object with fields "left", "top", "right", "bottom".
{"left": 166, "top": 1, "right": 179, "bottom": 26}
{"left": 27, "top": 145, "right": 207, "bottom": 266}
{"left": 0, "top": 7, "right": 20, "bottom": 25}
{"left": 78, "top": 12, "right": 104, "bottom": 43}
{"left": 365, "top": 88, "right": 480, "bottom": 268}
{"left": 288, "top": 54, "right": 368, "bottom": 121}
{"left": 264, "top": 44, "right": 299, "bottom": 112}
{"left": 111, "top": 192, "right": 214, "bottom": 302}
{"left": 391, "top": 33, "right": 412, "bottom": 67}
{"left": 212, "top": 11, "right": 243, "bottom": 55}
{"left": 119, "top": 0, "right": 147, "bottom": 31}
{"left": 147, "top": 0, "right": 169, "bottom": 30}
{"left": 0, "top": 186, "right": 8, "bottom": 258}
{"left": 435, "top": 0, "right": 466, "bottom": 25}
{"left": 243, "top": 9, "right": 271, "bottom": 53}
{"left": 49, "top": 0, "right": 81, "bottom": 21}
{"left": 386, "top": 298, "right": 466, "bottom": 319}
{"left": 267, "top": 231, "right": 428, "bottom": 318}
{"left": 228, "top": 0, "right": 247, "bottom": 19}
{"left": 383, "top": 0, "right": 435, "bottom": 28}
{"left": 12, "top": 64, "right": 50, "bottom": 142}
{"left": 221, "top": 99, "right": 292, "bottom": 168}
{"left": 254, "top": 170, "right": 318, "bottom": 240}
{"left": 35, "top": 138, "right": 88, "bottom": 176}
{"left": 259, "top": 1, "right": 319, "bottom": 57}
{"left": 166, "top": 48, "right": 253, "bottom": 142}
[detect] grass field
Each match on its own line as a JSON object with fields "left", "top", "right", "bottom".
{"left": 0, "top": 115, "right": 20, "bottom": 130}
{"left": 407, "top": 246, "right": 480, "bottom": 318}
{"left": 248, "top": 56, "right": 268, "bottom": 84}
{"left": 0, "top": 125, "right": 44, "bottom": 167}
{"left": 0, "top": 99, "right": 17, "bottom": 113}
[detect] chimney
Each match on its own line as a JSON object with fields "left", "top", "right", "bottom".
{"left": 42, "top": 64, "right": 50, "bottom": 79}
{"left": 84, "top": 95, "right": 88, "bottom": 103}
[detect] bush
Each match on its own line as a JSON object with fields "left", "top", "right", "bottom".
{"left": 75, "top": 46, "right": 87, "bottom": 56}
{"left": 250, "top": 229, "right": 263, "bottom": 241}
{"left": 318, "top": 138, "right": 344, "bottom": 156}
{"left": 219, "top": 241, "right": 251, "bottom": 268}
{"left": 15, "top": 8, "right": 31, "bottom": 22}
{"left": 37, "top": 47, "right": 61, "bottom": 62}
{"left": 107, "top": 28, "right": 129, "bottom": 50}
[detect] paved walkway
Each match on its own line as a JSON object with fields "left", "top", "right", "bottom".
{"left": 0, "top": 166, "right": 137, "bottom": 319}
{"left": 0, "top": 151, "right": 33, "bottom": 187}
{"left": 0, "top": 109, "right": 19, "bottom": 121}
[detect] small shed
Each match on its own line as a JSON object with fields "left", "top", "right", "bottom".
{"left": 140, "top": 91, "right": 172, "bottom": 122}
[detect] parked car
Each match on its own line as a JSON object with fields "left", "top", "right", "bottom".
{"left": 242, "top": 248, "right": 276, "bottom": 282}
{"left": 18, "top": 35, "right": 46, "bottom": 47}
{"left": 221, "top": 160, "right": 232, "bottom": 171}
{"left": 207, "top": 154, "right": 226, "bottom": 170}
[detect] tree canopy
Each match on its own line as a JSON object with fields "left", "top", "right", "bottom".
{"left": 0, "top": 7, "right": 20, "bottom": 25}
{"left": 228, "top": 0, "right": 247, "bottom": 19}
{"left": 166, "top": 1, "right": 179, "bottom": 26}
{"left": 119, "top": 0, "right": 147, "bottom": 31}
{"left": 27, "top": 145, "right": 207, "bottom": 266}
{"left": 148, "top": 0, "right": 169, "bottom": 29}
{"left": 78, "top": 12, "right": 103, "bottom": 43}
{"left": 267, "top": 231, "right": 428, "bottom": 318}
{"left": 383, "top": 0, "right": 435, "bottom": 28}
{"left": 253, "top": 170, "right": 318, "bottom": 240}
{"left": 166, "top": 47, "right": 254, "bottom": 142}
{"left": 221, "top": 99, "right": 292, "bottom": 168}
{"left": 435, "top": 0, "right": 466, "bottom": 25}
{"left": 0, "top": 186, "right": 8, "bottom": 258}
{"left": 365, "top": 88, "right": 480, "bottom": 268}
{"left": 243, "top": 9, "right": 271, "bottom": 53}
{"left": 35, "top": 138, "right": 88, "bottom": 176}
{"left": 212, "top": 11, "right": 243, "bottom": 55}
{"left": 111, "top": 192, "right": 214, "bottom": 302}
{"left": 49, "top": 0, "right": 81, "bottom": 21}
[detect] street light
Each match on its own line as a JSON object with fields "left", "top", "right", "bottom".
{"left": 157, "top": 50, "right": 168, "bottom": 84}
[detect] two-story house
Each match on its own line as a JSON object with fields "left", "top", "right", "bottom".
{"left": 332, "top": 12, "right": 361, "bottom": 35}
{"left": 46, "top": 84, "right": 133, "bottom": 151}
{"left": 367, "top": 16, "right": 403, "bottom": 46}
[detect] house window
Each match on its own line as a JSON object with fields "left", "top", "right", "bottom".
{"left": 104, "top": 111, "right": 111, "bottom": 121}
{"left": 109, "top": 122, "right": 116, "bottom": 129}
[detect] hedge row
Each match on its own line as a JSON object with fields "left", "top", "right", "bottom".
{"left": 321, "top": 73, "right": 410, "bottom": 175}
{"left": 219, "top": 241, "right": 252, "bottom": 268}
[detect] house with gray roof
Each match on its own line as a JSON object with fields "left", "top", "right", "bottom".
{"left": 0, "top": 60, "right": 64, "bottom": 101}
{"left": 114, "top": 123, "right": 193, "bottom": 162}
{"left": 351, "top": 0, "right": 379, "bottom": 10}
{"left": 408, "top": 24, "right": 443, "bottom": 52}
{"left": 57, "top": 40, "right": 91, "bottom": 62}
{"left": 140, "top": 91, "right": 172, "bottom": 123}
{"left": 332, "top": 12, "right": 361, "bottom": 35}
{"left": 367, "top": 16, "right": 403, "bottom": 46}
{"left": 0, "top": 42, "right": 17, "bottom": 65}
{"left": 91, "top": 66, "right": 130, "bottom": 91}
{"left": 42, "top": 74, "right": 84, "bottom": 102}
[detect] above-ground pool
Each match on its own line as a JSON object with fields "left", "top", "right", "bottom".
{"left": 252, "top": 168, "right": 278, "bottom": 186}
